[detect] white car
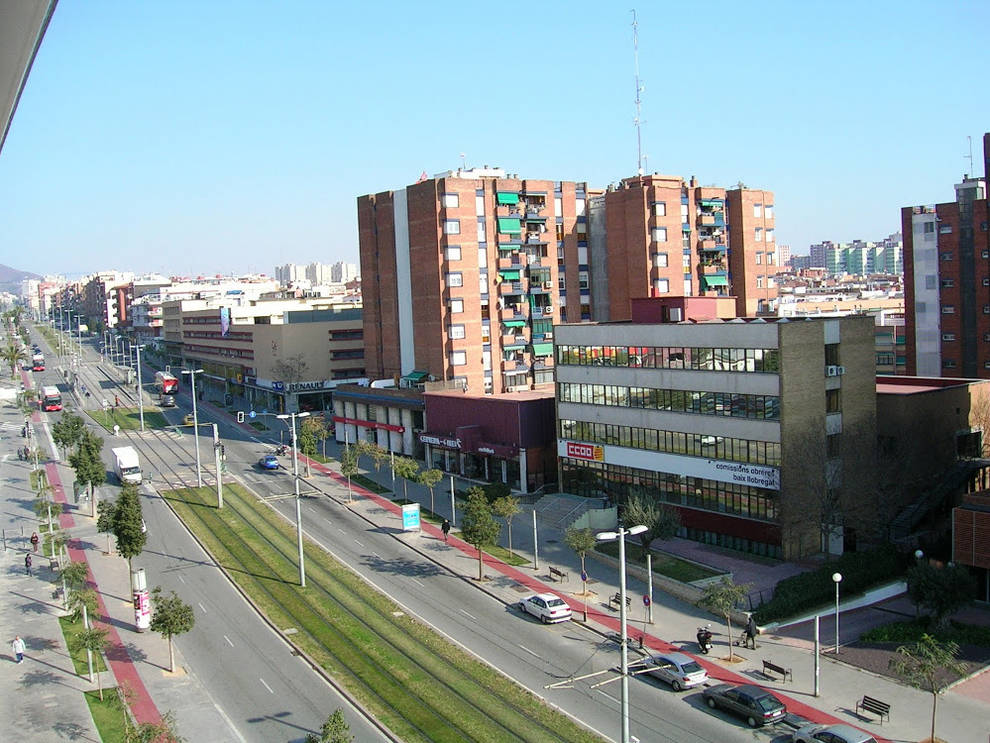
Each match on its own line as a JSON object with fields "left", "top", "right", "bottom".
{"left": 637, "top": 652, "right": 708, "bottom": 691}
{"left": 791, "top": 723, "right": 878, "bottom": 743}
{"left": 518, "top": 593, "right": 572, "bottom": 624}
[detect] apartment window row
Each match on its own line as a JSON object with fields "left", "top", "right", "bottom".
{"left": 559, "top": 418, "right": 781, "bottom": 466}
{"left": 560, "top": 460, "right": 778, "bottom": 523}
{"left": 183, "top": 330, "right": 253, "bottom": 341}
{"left": 183, "top": 343, "right": 254, "bottom": 359}
{"left": 330, "top": 350, "right": 363, "bottom": 360}
{"left": 558, "top": 382, "right": 781, "bottom": 420}
{"left": 556, "top": 344, "right": 780, "bottom": 373}
{"left": 329, "top": 330, "right": 363, "bottom": 341}
{"left": 182, "top": 316, "right": 222, "bottom": 325}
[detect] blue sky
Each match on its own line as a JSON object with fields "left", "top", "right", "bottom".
{"left": 1, "top": 1, "right": 988, "bottom": 277}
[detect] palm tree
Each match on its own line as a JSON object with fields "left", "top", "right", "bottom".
{"left": 1, "top": 341, "right": 27, "bottom": 378}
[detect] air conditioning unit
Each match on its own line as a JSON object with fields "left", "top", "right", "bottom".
{"left": 543, "top": 281, "right": 553, "bottom": 289}
{"left": 826, "top": 365, "right": 839, "bottom": 377}
{"left": 836, "top": 366, "right": 846, "bottom": 375}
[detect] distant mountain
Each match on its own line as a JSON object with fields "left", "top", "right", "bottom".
{"left": 0, "top": 264, "right": 42, "bottom": 296}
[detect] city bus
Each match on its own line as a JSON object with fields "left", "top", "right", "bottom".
{"left": 40, "top": 385, "right": 62, "bottom": 412}
{"left": 154, "top": 371, "right": 178, "bottom": 394}
{"left": 31, "top": 353, "right": 45, "bottom": 371}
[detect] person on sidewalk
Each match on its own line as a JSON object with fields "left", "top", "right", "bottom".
{"left": 24, "top": 553, "right": 32, "bottom": 576}
{"left": 744, "top": 613, "right": 758, "bottom": 649}
{"left": 441, "top": 519, "right": 451, "bottom": 543}
{"left": 30, "top": 532, "right": 39, "bottom": 553}
{"left": 11, "top": 636, "right": 25, "bottom": 664}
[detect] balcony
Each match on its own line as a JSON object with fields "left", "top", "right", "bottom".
{"left": 531, "top": 305, "right": 553, "bottom": 319}
{"left": 698, "top": 239, "right": 727, "bottom": 254}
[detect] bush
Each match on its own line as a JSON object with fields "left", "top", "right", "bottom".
{"left": 753, "top": 546, "right": 907, "bottom": 624}
{"left": 863, "top": 617, "right": 990, "bottom": 646}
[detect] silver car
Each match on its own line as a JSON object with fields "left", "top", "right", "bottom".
{"left": 518, "top": 593, "right": 572, "bottom": 624}
{"left": 637, "top": 652, "right": 708, "bottom": 691}
{"left": 791, "top": 723, "right": 878, "bottom": 743}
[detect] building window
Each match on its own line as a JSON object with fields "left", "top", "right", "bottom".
{"left": 477, "top": 220, "right": 486, "bottom": 242}
{"left": 765, "top": 229, "right": 774, "bottom": 243}
{"left": 449, "top": 299, "right": 464, "bottom": 314}
{"left": 941, "top": 252, "right": 953, "bottom": 261}
{"left": 654, "top": 201, "right": 666, "bottom": 217}
{"left": 443, "top": 220, "right": 460, "bottom": 235}
{"left": 477, "top": 247, "right": 487, "bottom": 265}
{"left": 766, "top": 251, "right": 775, "bottom": 264}
{"left": 755, "top": 252, "right": 762, "bottom": 264}
{"left": 450, "top": 350, "right": 467, "bottom": 366}
{"left": 446, "top": 246, "right": 462, "bottom": 261}
{"left": 985, "top": 305, "right": 990, "bottom": 315}
{"left": 578, "top": 271, "right": 590, "bottom": 289}
{"left": 826, "top": 388, "right": 841, "bottom": 413}
{"left": 449, "top": 324, "right": 466, "bottom": 340}
{"left": 654, "top": 278, "right": 670, "bottom": 293}
{"left": 446, "top": 272, "right": 463, "bottom": 288}
{"left": 755, "top": 228, "right": 763, "bottom": 242}
{"left": 577, "top": 222, "right": 588, "bottom": 236}
{"left": 942, "top": 333, "right": 956, "bottom": 341}
{"left": 943, "top": 359, "right": 957, "bottom": 368}
{"left": 764, "top": 205, "right": 774, "bottom": 220}
{"left": 924, "top": 222, "right": 935, "bottom": 234}
{"left": 653, "top": 252, "right": 668, "bottom": 268}
{"left": 984, "top": 277, "right": 990, "bottom": 286}
{"left": 441, "top": 193, "right": 459, "bottom": 208}
{"left": 575, "top": 198, "right": 586, "bottom": 217}
{"left": 826, "top": 433, "right": 841, "bottom": 458}
{"left": 756, "top": 276, "right": 764, "bottom": 288}
{"left": 941, "top": 278, "right": 955, "bottom": 288}
{"left": 942, "top": 305, "right": 955, "bottom": 314}
{"left": 652, "top": 227, "right": 668, "bottom": 243}
{"left": 753, "top": 203, "right": 762, "bottom": 218}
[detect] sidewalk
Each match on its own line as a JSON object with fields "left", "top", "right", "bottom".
{"left": 299, "top": 450, "right": 990, "bottom": 743}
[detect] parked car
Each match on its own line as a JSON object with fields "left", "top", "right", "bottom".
{"left": 258, "top": 453, "right": 280, "bottom": 470}
{"left": 518, "top": 593, "right": 572, "bottom": 624}
{"left": 791, "top": 723, "right": 878, "bottom": 743}
{"left": 636, "top": 652, "right": 708, "bottom": 691}
{"left": 702, "top": 683, "right": 786, "bottom": 728}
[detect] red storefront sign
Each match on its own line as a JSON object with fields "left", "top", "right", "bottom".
{"left": 566, "top": 441, "right": 603, "bottom": 461}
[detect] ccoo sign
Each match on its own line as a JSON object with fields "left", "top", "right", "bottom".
{"left": 566, "top": 441, "right": 603, "bottom": 461}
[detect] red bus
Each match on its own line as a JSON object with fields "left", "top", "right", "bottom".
{"left": 32, "top": 354, "right": 45, "bottom": 371}
{"left": 41, "top": 385, "right": 62, "bottom": 411}
{"left": 155, "top": 371, "right": 178, "bottom": 394}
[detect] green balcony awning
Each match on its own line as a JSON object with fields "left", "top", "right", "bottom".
{"left": 531, "top": 343, "right": 554, "bottom": 356}
{"left": 503, "top": 320, "right": 526, "bottom": 327}
{"left": 498, "top": 269, "right": 521, "bottom": 280}
{"left": 496, "top": 192, "right": 519, "bottom": 205}
{"left": 701, "top": 274, "right": 728, "bottom": 287}
{"left": 699, "top": 199, "right": 724, "bottom": 207}
{"left": 497, "top": 217, "right": 522, "bottom": 234}
{"left": 402, "top": 370, "right": 429, "bottom": 381}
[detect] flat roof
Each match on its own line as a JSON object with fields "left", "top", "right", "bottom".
{"left": 876, "top": 375, "right": 986, "bottom": 396}
{"left": 425, "top": 389, "right": 554, "bottom": 402}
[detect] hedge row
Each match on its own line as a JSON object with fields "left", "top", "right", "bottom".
{"left": 753, "top": 546, "right": 908, "bottom": 624}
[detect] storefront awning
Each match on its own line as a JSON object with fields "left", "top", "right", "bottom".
{"left": 701, "top": 274, "right": 729, "bottom": 287}
{"left": 498, "top": 269, "right": 521, "bottom": 280}
{"left": 497, "top": 217, "right": 522, "bottom": 234}
{"left": 496, "top": 192, "right": 519, "bottom": 205}
{"left": 503, "top": 320, "right": 526, "bottom": 327}
{"left": 531, "top": 342, "right": 554, "bottom": 356}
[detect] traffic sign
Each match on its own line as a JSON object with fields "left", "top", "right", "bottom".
{"left": 249, "top": 410, "right": 256, "bottom": 418}
{"left": 580, "top": 570, "right": 588, "bottom": 583}
{"left": 642, "top": 595, "right": 651, "bottom": 607}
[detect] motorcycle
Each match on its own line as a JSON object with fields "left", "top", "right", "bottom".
{"left": 696, "top": 625, "right": 713, "bottom": 654}
{"left": 274, "top": 444, "right": 289, "bottom": 456}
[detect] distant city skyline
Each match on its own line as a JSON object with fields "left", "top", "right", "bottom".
{"left": 0, "top": 1, "right": 987, "bottom": 276}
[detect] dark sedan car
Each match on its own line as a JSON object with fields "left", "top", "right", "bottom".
{"left": 702, "top": 683, "right": 786, "bottom": 728}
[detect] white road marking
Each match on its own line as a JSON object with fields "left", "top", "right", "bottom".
{"left": 177, "top": 575, "right": 185, "bottom": 584}
{"left": 459, "top": 609, "right": 476, "bottom": 620}
{"left": 250, "top": 437, "right": 261, "bottom": 443}
{"left": 338, "top": 528, "right": 346, "bottom": 535}
{"left": 372, "top": 551, "right": 380, "bottom": 558}
{"left": 518, "top": 644, "right": 541, "bottom": 659}
{"left": 597, "top": 690, "right": 618, "bottom": 704}
{"left": 411, "top": 578, "right": 425, "bottom": 588}
{"left": 324, "top": 518, "right": 333, "bottom": 525}
{"left": 354, "top": 539, "right": 364, "bottom": 547}
{"left": 197, "top": 602, "right": 207, "bottom": 613}
{"left": 223, "top": 635, "right": 234, "bottom": 647}
{"left": 259, "top": 677, "right": 274, "bottom": 694}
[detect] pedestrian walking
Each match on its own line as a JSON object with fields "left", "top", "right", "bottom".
{"left": 441, "top": 518, "right": 451, "bottom": 543}
{"left": 24, "top": 553, "right": 32, "bottom": 576}
{"left": 745, "top": 613, "right": 758, "bottom": 649}
{"left": 114, "top": 395, "right": 120, "bottom": 408}
{"left": 30, "top": 532, "right": 39, "bottom": 553}
{"left": 11, "top": 636, "right": 25, "bottom": 664}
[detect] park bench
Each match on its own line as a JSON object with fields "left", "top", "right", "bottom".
{"left": 855, "top": 695, "right": 891, "bottom": 724}
{"left": 608, "top": 593, "right": 631, "bottom": 611}
{"left": 761, "top": 659, "right": 792, "bottom": 682}
{"left": 549, "top": 566, "right": 569, "bottom": 583}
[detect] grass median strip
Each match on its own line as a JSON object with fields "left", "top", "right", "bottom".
{"left": 163, "top": 484, "right": 602, "bottom": 743}
{"left": 87, "top": 407, "right": 169, "bottom": 432}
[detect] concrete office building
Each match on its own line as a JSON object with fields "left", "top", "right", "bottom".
{"left": 903, "top": 133, "right": 990, "bottom": 378}
{"left": 554, "top": 299, "right": 876, "bottom": 559}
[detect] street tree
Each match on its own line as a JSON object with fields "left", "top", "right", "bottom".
{"left": 460, "top": 487, "right": 501, "bottom": 581}
{"left": 623, "top": 493, "right": 680, "bottom": 554}
{"left": 97, "top": 499, "right": 116, "bottom": 554}
{"left": 60, "top": 560, "right": 89, "bottom": 610}
{"left": 564, "top": 527, "right": 597, "bottom": 596}
{"left": 418, "top": 468, "right": 443, "bottom": 516}
{"left": 272, "top": 353, "right": 309, "bottom": 384}
{"left": 1, "top": 341, "right": 26, "bottom": 377}
{"left": 889, "top": 634, "right": 967, "bottom": 743}
{"left": 115, "top": 686, "right": 185, "bottom": 743}
{"left": 74, "top": 623, "right": 109, "bottom": 694}
{"left": 392, "top": 456, "right": 420, "bottom": 500}
{"left": 111, "top": 483, "right": 147, "bottom": 574}
{"left": 149, "top": 586, "right": 196, "bottom": 673}
{"left": 68, "top": 586, "right": 98, "bottom": 624}
{"left": 491, "top": 495, "right": 521, "bottom": 557}
{"left": 483, "top": 481, "right": 511, "bottom": 504}
{"left": 907, "top": 561, "right": 976, "bottom": 632}
{"left": 51, "top": 412, "right": 86, "bottom": 458}
{"left": 306, "top": 709, "right": 353, "bottom": 743}
{"left": 299, "top": 416, "right": 328, "bottom": 475}
{"left": 69, "top": 429, "right": 106, "bottom": 507}
{"left": 698, "top": 576, "right": 751, "bottom": 661}
{"left": 339, "top": 445, "right": 358, "bottom": 502}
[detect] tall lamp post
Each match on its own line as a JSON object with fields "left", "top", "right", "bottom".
{"left": 832, "top": 572, "right": 843, "bottom": 655}
{"left": 596, "top": 523, "right": 647, "bottom": 743}
{"left": 278, "top": 411, "right": 310, "bottom": 587}
{"left": 134, "top": 344, "right": 146, "bottom": 432}
{"left": 181, "top": 368, "right": 204, "bottom": 486}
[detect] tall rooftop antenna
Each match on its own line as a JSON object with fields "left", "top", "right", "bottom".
{"left": 632, "top": 9, "right": 645, "bottom": 176}
{"left": 965, "top": 135, "right": 973, "bottom": 177}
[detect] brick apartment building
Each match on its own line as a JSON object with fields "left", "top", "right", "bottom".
{"left": 903, "top": 132, "right": 990, "bottom": 377}
{"left": 358, "top": 168, "right": 779, "bottom": 396}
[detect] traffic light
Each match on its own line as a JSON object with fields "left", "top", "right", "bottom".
{"left": 236, "top": 411, "right": 245, "bottom": 423}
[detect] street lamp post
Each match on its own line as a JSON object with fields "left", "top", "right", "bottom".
{"left": 832, "top": 572, "right": 843, "bottom": 655}
{"left": 278, "top": 411, "right": 310, "bottom": 587}
{"left": 596, "top": 523, "right": 647, "bottom": 743}
{"left": 181, "top": 368, "right": 204, "bottom": 486}
{"left": 134, "top": 344, "right": 146, "bottom": 432}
